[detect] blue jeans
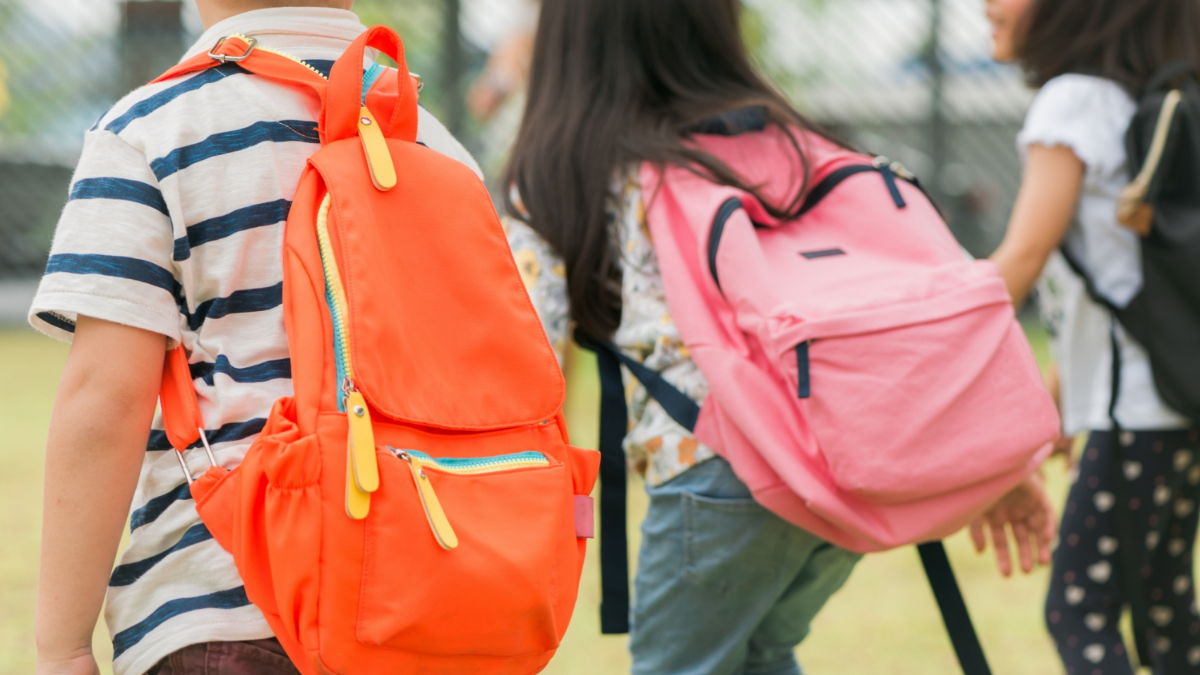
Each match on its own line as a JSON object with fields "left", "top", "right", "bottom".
{"left": 629, "top": 457, "right": 861, "bottom": 675}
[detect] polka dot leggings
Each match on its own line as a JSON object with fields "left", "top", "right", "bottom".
{"left": 1046, "top": 429, "right": 1200, "bottom": 674}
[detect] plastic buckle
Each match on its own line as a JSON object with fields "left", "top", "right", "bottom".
{"left": 174, "top": 427, "right": 218, "bottom": 485}
{"left": 208, "top": 36, "right": 258, "bottom": 65}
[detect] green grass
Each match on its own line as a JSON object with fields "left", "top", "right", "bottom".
{"left": 0, "top": 326, "right": 1181, "bottom": 674}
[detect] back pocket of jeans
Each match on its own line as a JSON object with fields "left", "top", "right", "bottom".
{"left": 682, "top": 492, "right": 787, "bottom": 595}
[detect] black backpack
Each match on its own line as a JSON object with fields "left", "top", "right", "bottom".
{"left": 1062, "top": 62, "right": 1200, "bottom": 423}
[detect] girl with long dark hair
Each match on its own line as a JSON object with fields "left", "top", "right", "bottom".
{"left": 985, "top": 0, "right": 1200, "bottom": 671}
{"left": 503, "top": 2, "right": 860, "bottom": 672}
{"left": 505, "top": 0, "right": 1051, "bottom": 671}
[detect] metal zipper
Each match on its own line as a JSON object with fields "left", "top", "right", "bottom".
{"left": 316, "top": 195, "right": 380, "bottom": 520}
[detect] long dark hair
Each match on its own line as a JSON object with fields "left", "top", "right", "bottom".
{"left": 1018, "top": 0, "right": 1200, "bottom": 93}
{"left": 504, "top": 0, "right": 838, "bottom": 340}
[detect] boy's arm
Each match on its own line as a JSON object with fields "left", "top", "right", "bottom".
{"left": 36, "top": 317, "right": 166, "bottom": 675}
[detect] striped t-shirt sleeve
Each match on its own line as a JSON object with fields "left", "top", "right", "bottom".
{"left": 30, "top": 129, "right": 182, "bottom": 344}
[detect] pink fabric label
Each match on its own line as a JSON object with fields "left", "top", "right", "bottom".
{"left": 574, "top": 495, "right": 594, "bottom": 539}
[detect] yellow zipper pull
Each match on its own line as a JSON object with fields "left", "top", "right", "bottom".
{"left": 346, "top": 441, "right": 371, "bottom": 520}
{"left": 396, "top": 450, "right": 458, "bottom": 550}
{"left": 345, "top": 388, "right": 379, "bottom": 494}
{"left": 357, "top": 107, "right": 397, "bottom": 191}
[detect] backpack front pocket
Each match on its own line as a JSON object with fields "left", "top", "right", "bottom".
{"left": 357, "top": 448, "right": 571, "bottom": 656}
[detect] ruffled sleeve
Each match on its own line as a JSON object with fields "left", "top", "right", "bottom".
{"left": 503, "top": 214, "right": 571, "bottom": 365}
{"left": 1017, "top": 74, "right": 1137, "bottom": 180}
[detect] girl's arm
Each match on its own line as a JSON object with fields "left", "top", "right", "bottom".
{"left": 969, "top": 144, "right": 1085, "bottom": 577}
{"left": 988, "top": 144, "right": 1086, "bottom": 306}
{"left": 35, "top": 317, "right": 165, "bottom": 675}
{"left": 505, "top": 217, "right": 571, "bottom": 363}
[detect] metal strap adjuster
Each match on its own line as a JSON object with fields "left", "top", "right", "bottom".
{"left": 208, "top": 36, "right": 258, "bottom": 64}
{"left": 174, "top": 427, "right": 218, "bottom": 485}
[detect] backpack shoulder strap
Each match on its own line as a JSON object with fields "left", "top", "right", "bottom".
{"left": 1145, "top": 61, "right": 1196, "bottom": 95}
{"left": 153, "top": 36, "right": 333, "bottom": 141}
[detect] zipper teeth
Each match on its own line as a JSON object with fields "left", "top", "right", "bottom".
{"left": 227, "top": 34, "right": 329, "bottom": 80}
{"left": 316, "top": 195, "right": 354, "bottom": 382}
{"left": 396, "top": 449, "right": 550, "bottom": 474}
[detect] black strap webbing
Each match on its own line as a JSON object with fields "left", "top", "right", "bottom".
{"left": 1058, "top": 245, "right": 1120, "bottom": 313}
{"left": 1059, "top": 246, "right": 1162, "bottom": 669}
{"left": 918, "top": 542, "right": 993, "bottom": 675}
{"left": 586, "top": 335, "right": 633, "bottom": 634}
{"left": 1106, "top": 322, "right": 1157, "bottom": 670}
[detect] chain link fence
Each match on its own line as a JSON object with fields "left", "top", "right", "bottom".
{"left": 0, "top": 0, "right": 1029, "bottom": 282}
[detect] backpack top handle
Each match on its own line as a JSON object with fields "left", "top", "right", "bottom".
{"left": 325, "top": 26, "right": 419, "bottom": 146}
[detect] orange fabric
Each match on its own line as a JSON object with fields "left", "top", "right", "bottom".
{"left": 158, "top": 26, "right": 599, "bottom": 674}
{"left": 159, "top": 347, "right": 202, "bottom": 452}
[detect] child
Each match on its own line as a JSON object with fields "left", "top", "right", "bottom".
{"left": 505, "top": 1, "right": 1054, "bottom": 672}
{"left": 985, "top": 0, "right": 1200, "bottom": 671}
{"left": 30, "top": 3, "right": 479, "bottom": 674}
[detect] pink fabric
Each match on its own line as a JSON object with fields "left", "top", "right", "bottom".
{"left": 574, "top": 495, "right": 594, "bottom": 539}
{"left": 641, "top": 128, "right": 1059, "bottom": 553}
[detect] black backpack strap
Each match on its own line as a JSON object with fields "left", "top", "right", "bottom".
{"left": 1104, "top": 319, "right": 1167, "bottom": 670}
{"left": 575, "top": 331, "right": 701, "bottom": 635}
{"left": 578, "top": 333, "right": 632, "bottom": 634}
{"left": 918, "top": 542, "right": 993, "bottom": 675}
{"left": 1059, "top": 247, "right": 1172, "bottom": 667}
{"left": 1057, "top": 245, "right": 1120, "bottom": 313}
{"left": 1146, "top": 61, "right": 1196, "bottom": 94}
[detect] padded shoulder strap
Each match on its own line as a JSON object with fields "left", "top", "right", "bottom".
{"left": 153, "top": 36, "right": 333, "bottom": 142}
{"left": 1146, "top": 61, "right": 1196, "bottom": 94}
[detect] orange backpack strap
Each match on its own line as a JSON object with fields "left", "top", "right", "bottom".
{"left": 155, "top": 28, "right": 421, "bottom": 480}
{"left": 154, "top": 36, "right": 333, "bottom": 141}
{"left": 160, "top": 346, "right": 217, "bottom": 483}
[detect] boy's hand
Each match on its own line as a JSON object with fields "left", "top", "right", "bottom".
{"left": 969, "top": 474, "right": 1057, "bottom": 577}
{"left": 35, "top": 652, "right": 100, "bottom": 675}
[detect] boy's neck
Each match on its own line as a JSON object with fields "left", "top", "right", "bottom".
{"left": 198, "top": 2, "right": 355, "bottom": 30}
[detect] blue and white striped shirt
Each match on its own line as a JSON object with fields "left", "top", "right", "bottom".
{"left": 29, "top": 9, "right": 481, "bottom": 675}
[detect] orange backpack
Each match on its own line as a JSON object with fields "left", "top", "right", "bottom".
{"left": 155, "top": 27, "right": 600, "bottom": 674}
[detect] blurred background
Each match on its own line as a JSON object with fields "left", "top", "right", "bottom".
{"left": 0, "top": 1, "right": 1106, "bottom": 674}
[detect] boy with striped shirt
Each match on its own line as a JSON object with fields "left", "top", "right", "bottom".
{"left": 31, "top": 2, "right": 481, "bottom": 674}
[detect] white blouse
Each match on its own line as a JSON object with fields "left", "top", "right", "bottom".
{"left": 1022, "top": 74, "right": 1190, "bottom": 434}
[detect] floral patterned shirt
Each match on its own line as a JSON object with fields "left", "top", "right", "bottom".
{"left": 505, "top": 176, "right": 716, "bottom": 486}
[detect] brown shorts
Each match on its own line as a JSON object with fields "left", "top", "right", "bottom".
{"left": 148, "top": 638, "right": 299, "bottom": 675}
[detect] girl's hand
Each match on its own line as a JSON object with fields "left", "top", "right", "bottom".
{"left": 969, "top": 474, "right": 1058, "bottom": 577}
{"left": 1050, "top": 434, "right": 1075, "bottom": 467}
{"left": 1042, "top": 362, "right": 1075, "bottom": 465}
{"left": 35, "top": 652, "right": 100, "bottom": 675}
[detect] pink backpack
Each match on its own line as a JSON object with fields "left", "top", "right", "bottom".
{"left": 579, "top": 121, "right": 1058, "bottom": 670}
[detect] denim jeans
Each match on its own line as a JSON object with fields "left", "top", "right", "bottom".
{"left": 629, "top": 457, "right": 861, "bottom": 675}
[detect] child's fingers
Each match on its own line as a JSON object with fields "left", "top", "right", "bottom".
{"left": 990, "top": 522, "right": 1013, "bottom": 577}
{"left": 1037, "top": 511, "right": 1057, "bottom": 566}
{"left": 1012, "top": 521, "right": 1034, "bottom": 574}
{"left": 970, "top": 519, "right": 987, "bottom": 553}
